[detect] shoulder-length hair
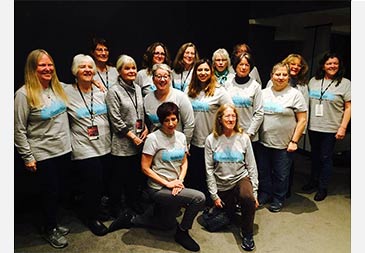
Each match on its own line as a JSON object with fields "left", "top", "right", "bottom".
{"left": 172, "top": 42, "right": 200, "bottom": 74}
{"left": 187, "top": 58, "right": 218, "bottom": 98}
{"left": 232, "top": 52, "right": 255, "bottom": 71}
{"left": 24, "top": 49, "right": 68, "bottom": 108}
{"left": 116, "top": 54, "right": 137, "bottom": 72}
{"left": 157, "top": 101, "right": 180, "bottom": 124}
{"left": 89, "top": 37, "right": 114, "bottom": 66}
{"left": 141, "top": 42, "right": 171, "bottom": 74}
{"left": 314, "top": 51, "right": 345, "bottom": 84}
{"left": 282, "top": 53, "right": 309, "bottom": 85}
{"left": 212, "top": 48, "right": 231, "bottom": 69}
{"left": 212, "top": 103, "right": 242, "bottom": 137}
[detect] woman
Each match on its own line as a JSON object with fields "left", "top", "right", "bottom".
{"left": 225, "top": 52, "right": 264, "bottom": 148}
{"left": 266, "top": 53, "right": 309, "bottom": 197}
{"left": 185, "top": 58, "right": 233, "bottom": 201}
{"left": 14, "top": 49, "right": 71, "bottom": 248}
{"left": 257, "top": 62, "right": 307, "bottom": 212}
{"left": 211, "top": 48, "right": 235, "bottom": 87}
{"left": 136, "top": 41, "right": 172, "bottom": 96}
{"left": 90, "top": 37, "right": 119, "bottom": 90}
{"left": 109, "top": 102, "right": 205, "bottom": 252}
{"left": 105, "top": 54, "right": 149, "bottom": 217}
{"left": 302, "top": 52, "right": 351, "bottom": 201}
{"left": 205, "top": 104, "right": 258, "bottom": 251}
{"left": 144, "top": 63, "right": 194, "bottom": 145}
{"left": 64, "top": 54, "right": 111, "bottom": 236}
{"left": 229, "top": 43, "right": 262, "bottom": 85}
{"left": 172, "top": 42, "right": 200, "bottom": 92}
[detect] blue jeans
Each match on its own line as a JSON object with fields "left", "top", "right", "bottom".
{"left": 308, "top": 130, "right": 337, "bottom": 190}
{"left": 256, "top": 143, "right": 293, "bottom": 204}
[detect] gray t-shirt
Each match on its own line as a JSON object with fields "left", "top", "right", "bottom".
{"left": 260, "top": 86, "right": 307, "bottom": 149}
{"left": 187, "top": 85, "right": 233, "bottom": 148}
{"left": 144, "top": 88, "right": 194, "bottom": 145}
{"left": 93, "top": 66, "right": 119, "bottom": 90}
{"left": 308, "top": 77, "right": 351, "bottom": 133}
{"left": 135, "top": 68, "right": 156, "bottom": 96}
{"left": 172, "top": 69, "right": 193, "bottom": 92}
{"left": 14, "top": 85, "right": 71, "bottom": 162}
{"left": 142, "top": 129, "right": 187, "bottom": 190}
{"left": 205, "top": 132, "right": 258, "bottom": 200}
{"left": 64, "top": 84, "right": 111, "bottom": 160}
{"left": 225, "top": 77, "right": 264, "bottom": 141}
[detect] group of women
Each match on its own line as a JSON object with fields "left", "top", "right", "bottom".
{"left": 14, "top": 38, "right": 351, "bottom": 252}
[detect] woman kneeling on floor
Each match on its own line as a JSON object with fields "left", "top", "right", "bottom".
{"left": 108, "top": 102, "right": 205, "bottom": 252}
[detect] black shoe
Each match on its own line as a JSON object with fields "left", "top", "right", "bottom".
{"left": 268, "top": 202, "right": 283, "bottom": 213}
{"left": 314, "top": 189, "right": 328, "bottom": 201}
{"left": 108, "top": 210, "right": 134, "bottom": 233}
{"left": 301, "top": 181, "right": 318, "bottom": 193}
{"left": 258, "top": 193, "right": 271, "bottom": 207}
{"left": 241, "top": 234, "right": 255, "bottom": 251}
{"left": 87, "top": 220, "right": 108, "bottom": 236}
{"left": 174, "top": 226, "right": 200, "bottom": 252}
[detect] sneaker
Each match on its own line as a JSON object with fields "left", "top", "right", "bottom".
{"left": 268, "top": 202, "right": 283, "bottom": 213}
{"left": 174, "top": 226, "right": 200, "bottom": 252}
{"left": 241, "top": 235, "right": 255, "bottom": 251}
{"left": 43, "top": 228, "right": 68, "bottom": 249}
{"left": 56, "top": 225, "right": 70, "bottom": 236}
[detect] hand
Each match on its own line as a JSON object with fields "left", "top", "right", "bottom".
{"left": 255, "top": 198, "right": 259, "bottom": 209}
{"left": 335, "top": 127, "right": 346, "bottom": 140}
{"left": 214, "top": 198, "right": 224, "bottom": 208}
{"left": 287, "top": 141, "right": 298, "bottom": 152}
{"left": 132, "top": 136, "right": 143, "bottom": 146}
{"left": 92, "top": 80, "right": 107, "bottom": 92}
{"left": 25, "top": 160, "right": 37, "bottom": 172}
{"left": 166, "top": 179, "right": 184, "bottom": 196}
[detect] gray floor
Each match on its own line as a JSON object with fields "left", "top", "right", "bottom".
{"left": 14, "top": 152, "right": 351, "bottom": 253}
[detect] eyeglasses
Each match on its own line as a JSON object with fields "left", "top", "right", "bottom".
{"left": 154, "top": 52, "right": 166, "bottom": 56}
{"left": 154, "top": 75, "right": 170, "bottom": 80}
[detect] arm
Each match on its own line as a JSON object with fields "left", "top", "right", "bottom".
{"left": 204, "top": 135, "right": 221, "bottom": 206}
{"left": 335, "top": 101, "right": 351, "bottom": 140}
{"left": 288, "top": 111, "right": 307, "bottom": 152}
{"left": 247, "top": 85, "right": 264, "bottom": 138}
{"left": 179, "top": 94, "right": 195, "bottom": 146}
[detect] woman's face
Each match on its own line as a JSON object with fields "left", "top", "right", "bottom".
{"left": 183, "top": 46, "right": 196, "bottom": 67}
{"left": 161, "top": 113, "right": 178, "bottom": 135}
{"left": 221, "top": 107, "right": 237, "bottom": 131}
{"left": 214, "top": 54, "right": 228, "bottom": 72}
{"left": 271, "top": 66, "right": 289, "bottom": 91}
{"left": 92, "top": 43, "right": 109, "bottom": 64}
{"left": 36, "top": 54, "right": 54, "bottom": 85}
{"left": 119, "top": 62, "right": 137, "bottom": 83}
{"left": 235, "top": 57, "right": 251, "bottom": 78}
{"left": 196, "top": 62, "right": 211, "bottom": 83}
{"left": 152, "top": 45, "right": 166, "bottom": 64}
{"left": 153, "top": 68, "right": 171, "bottom": 92}
{"left": 288, "top": 57, "right": 302, "bottom": 77}
{"left": 323, "top": 57, "right": 339, "bottom": 79}
{"left": 76, "top": 60, "right": 95, "bottom": 83}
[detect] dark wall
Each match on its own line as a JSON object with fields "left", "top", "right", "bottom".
{"left": 14, "top": 1, "right": 250, "bottom": 88}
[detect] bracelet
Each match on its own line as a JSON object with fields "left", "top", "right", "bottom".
{"left": 290, "top": 140, "right": 298, "bottom": 144}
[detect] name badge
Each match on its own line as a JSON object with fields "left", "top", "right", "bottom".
{"left": 87, "top": 125, "right": 99, "bottom": 140}
{"left": 315, "top": 104, "right": 323, "bottom": 117}
{"left": 135, "top": 119, "right": 143, "bottom": 133}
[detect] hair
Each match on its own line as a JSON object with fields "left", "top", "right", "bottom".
{"left": 172, "top": 42, "right": 200, "bottom": 74}
{"left": 71, "top": 54, "right": 97, "bottom": 77}
{"left": 212, "top": 103, "right": 242, "bottom": 137}
{"left": 157, "top": 101, "right": 180, "bottom": 124}
{"left": 282, "top": 53, "right": 309, "bottom": 85}
{"left": 141, "top": 42, "right": 171, "bottom": 74}
{"left": 152, "top": 63, "right": 172, "bottom": 77}
{"left": 23, "top": 49, "right": 68, "bottom": 108}
{"left": 187, "top": 58, "right": 218, "bottom": 98}
{"left": 116, "top": 54, "right": 137, "bottom": 72}
{"left": 212, "top": 48, "right": 231, "bottom": 69}
{"left": 232, "top": 43, "right": 252, "bottom": 56}
{"left": 89, "top": 37, "right": 114, "bottom": 66}
{"left": 271, "top": 62, "right": 290, "bottom": 77}
{"left": 232, "top": 52, "right": 255, "bottom": 71}
{"left": 314, "top": 51, "right": 345, "bottom": 84}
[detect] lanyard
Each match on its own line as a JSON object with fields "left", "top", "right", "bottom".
{"left": 180, "top": 68, "right": 192, "bottom": 90}
{"left": 77, "top": 84, "right": 94, "bottom": 125}
{"left": 319, "top": 78, "right": 337, "bottom": 102}
{"left": 97, "top": 69, "right": 109, "bottom": 89}
{"left": 121, "top": 81, "right": 139, "bottom": 118}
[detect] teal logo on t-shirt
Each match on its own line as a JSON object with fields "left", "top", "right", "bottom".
{"left": 232, "top": 96, "right": 252, "bottom": 108}
{"left": 191, "top": 100, "right": 209, "bottom": 112}
{"left": 263, "top": 101, "right": 283, "bottom": 113}
{"left": 162, "top": 148, "right": 185, "bottom": 162}
{"left": 76, "top": 104, "right": 107, "bottom": 118}
{"left": 41, "top": 100, "right": 67, "bottom": 120}
{"left": 213, "top": 149, "right": 243, "bottom": 163}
